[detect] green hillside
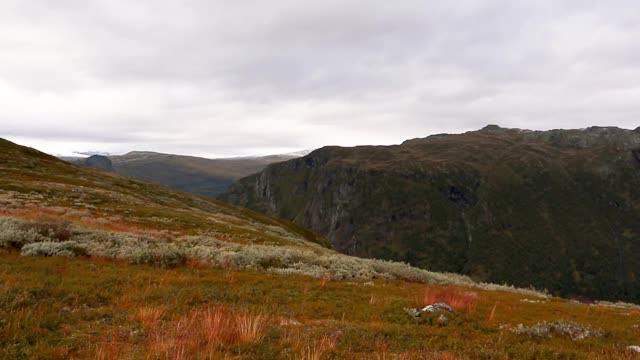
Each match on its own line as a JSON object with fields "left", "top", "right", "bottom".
{"left": 221, "top": 126, "right": 640, "bottom": 302}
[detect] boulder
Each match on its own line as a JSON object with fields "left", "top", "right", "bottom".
{"left": 404, "top": 302, "right": 454, "bottom": 320}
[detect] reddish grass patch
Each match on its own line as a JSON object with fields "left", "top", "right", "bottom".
{"left": 125, "top": 305, "right": 271, "bottom": 360}
{"left": 421, "top": 287, "right": 479, "bottom": 313}
{"left": 133, "top": 305, "right": 166, "bottom": 329}
{"left": 235, "top": 311, "right": 269, "bottom": 344}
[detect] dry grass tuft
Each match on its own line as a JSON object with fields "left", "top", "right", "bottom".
{"left": 300, "top": 339, "right": 329, "bottom": 360}
{"left": 488, "top": 302, "right": 498, "bottom": 321}
{"left": 235, "top": 311, "right": 269, "bottom": 344}
{"left": 201, "top": 306, "right": 231, "bottom": 344}
{"left": 294, "top": 333, "right": 340, "bottom": 360}
{"left": 134, "top": 305, "right": 271, "bottom": 359}
{"left": 133, "top": 305, "right": 166, "bottom": 329}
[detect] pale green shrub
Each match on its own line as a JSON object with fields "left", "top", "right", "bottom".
{"left": 21, "top": 241, "right": 87, "bottom": 258}
{"left": 511, "top": 321, "right": 605, "bottom": 340}
{"left": 478, "top": 283, "right": 549, "bottom": 299}
{"left": 0, "top": 218, "right": 51, "bottom": 249}
{"left": 129, "top": 246, "right": 186, "bottom": 268}
{"left": 0, "top": 216, "right": 554, "bottom": 295}
{"left": 73, "top": 231, "right": 186, "bottom": 268}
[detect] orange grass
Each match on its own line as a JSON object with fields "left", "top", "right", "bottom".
{"left": 133, "top": 305, "right": 166, "bottom": 329}
{"left": 133, "top": 305, "right": 271, "bottom": 359}
{"left": 235, "top": 311, "right": 270, "bottom": 344}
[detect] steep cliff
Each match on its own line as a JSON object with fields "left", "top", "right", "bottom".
{"left": 221, "top": 126, "right": 640, "bottom": 301}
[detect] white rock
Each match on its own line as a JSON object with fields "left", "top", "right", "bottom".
{"left": 627, "top": 345, "right": 640, "bottom": 353}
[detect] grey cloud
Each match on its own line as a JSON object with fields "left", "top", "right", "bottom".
{"left": 1, "top": 0, "right": 639, "bottom": 157}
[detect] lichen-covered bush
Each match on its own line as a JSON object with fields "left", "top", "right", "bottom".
{"left": 0, "top": 216, "right": 552, "bottom": 294}
{"left": 19, "top": 220, "right": 72, "bottom": 242}
{"left": 0, "top": 216, "right": 491, "bottom": 284}
{"left": 0, "top": 218, "right": 51, "bottom": 249}
{"left": 370, "top": 260, "right": 473, "bottom": 285}
{"left": 21, "top": 241, "right": 86, "bottom": 258}
{"left": 128, "top": 246, "right": 186, "bottom": 269}
{"left": 479, "top": 283, "right": 549, "bottom": 298}
{"left": 73, "top": 231, "right": 187, "bottom": 268}
{"left": 511, "top": 321, "right": 606, "bottom": 341}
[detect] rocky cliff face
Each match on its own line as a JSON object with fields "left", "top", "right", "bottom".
{"left": 221, "top": 126, "right": 640, "bottom": 301}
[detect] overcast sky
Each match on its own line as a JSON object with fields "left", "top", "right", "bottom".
{"left": 1, "top": 1, "right": 639, "bottom": 157}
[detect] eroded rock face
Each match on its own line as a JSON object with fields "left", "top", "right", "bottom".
{"left": 222, "top": 126, "right": 640, "bottom": 302}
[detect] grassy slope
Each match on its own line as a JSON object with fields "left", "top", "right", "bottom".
{"left": 221, "top": 127, "right": 640, "bottom": 302}
{"left": 1, "top": 251, "right": 639, "bottom": 359}
{"left": 0, "top": 138, "right": 327, "bottom": 248}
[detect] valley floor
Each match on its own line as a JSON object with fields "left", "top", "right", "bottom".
{"left": 1, "top": 250, "right": 639, "bottom": 359}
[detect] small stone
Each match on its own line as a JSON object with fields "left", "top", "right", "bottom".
{"left": 421, "top": 302, "right": 454, "bottom": 313}
{"left": 627, "top": 345, "right": 640, "bottom": 353}
{"left": 405, "top": 302, "right": 454, "bottom": 320}
{"left": 437, "top": 314, "right": 448, "bottom": 326}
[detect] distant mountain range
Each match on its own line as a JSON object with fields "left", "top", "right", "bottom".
{"left": 221, "top": 125, "right": 640, "bottom": 302}
{"left": 63, "top": 150, "right": 310, "bottom": 198}
{"left": 1, "top": 137, "right": 326, "bottom": 248}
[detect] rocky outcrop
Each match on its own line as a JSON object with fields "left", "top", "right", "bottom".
{"left": 221, "top": 126, "right": 640, "bottom": 302}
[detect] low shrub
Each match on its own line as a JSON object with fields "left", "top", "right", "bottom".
{"left": 19, "top": 220, "right": 72, "bottom": 242}
{"left": 21, "top": 241, "right": 87, "bottom": 258}
{"left": 511, "top": 321, "right": 606, "bottom": 341}
{"left": 129, "top": 247, "right": 187, "bottom": 269}
{"left": 0, "top": 218, "right": 50, "bottom": 249}
{"left": 0, "top": 216, "right": 556, "bottom": 296}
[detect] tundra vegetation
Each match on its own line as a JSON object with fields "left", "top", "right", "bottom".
{"left": 1, "top": 137, "right": 640, "bottom": 359}
{"left": 1, "top": 246, "right": 640, "bottom": 359}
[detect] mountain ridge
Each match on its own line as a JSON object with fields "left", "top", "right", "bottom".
{"left": 64, "top": 150, "right": 305, "bottom": 198}
{"left": 221, "top": 125, "right": 640, "bottom": 302}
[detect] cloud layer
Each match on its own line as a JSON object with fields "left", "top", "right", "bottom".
{"left": 2, "top": 0, "right": 639, "bottom": 157}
